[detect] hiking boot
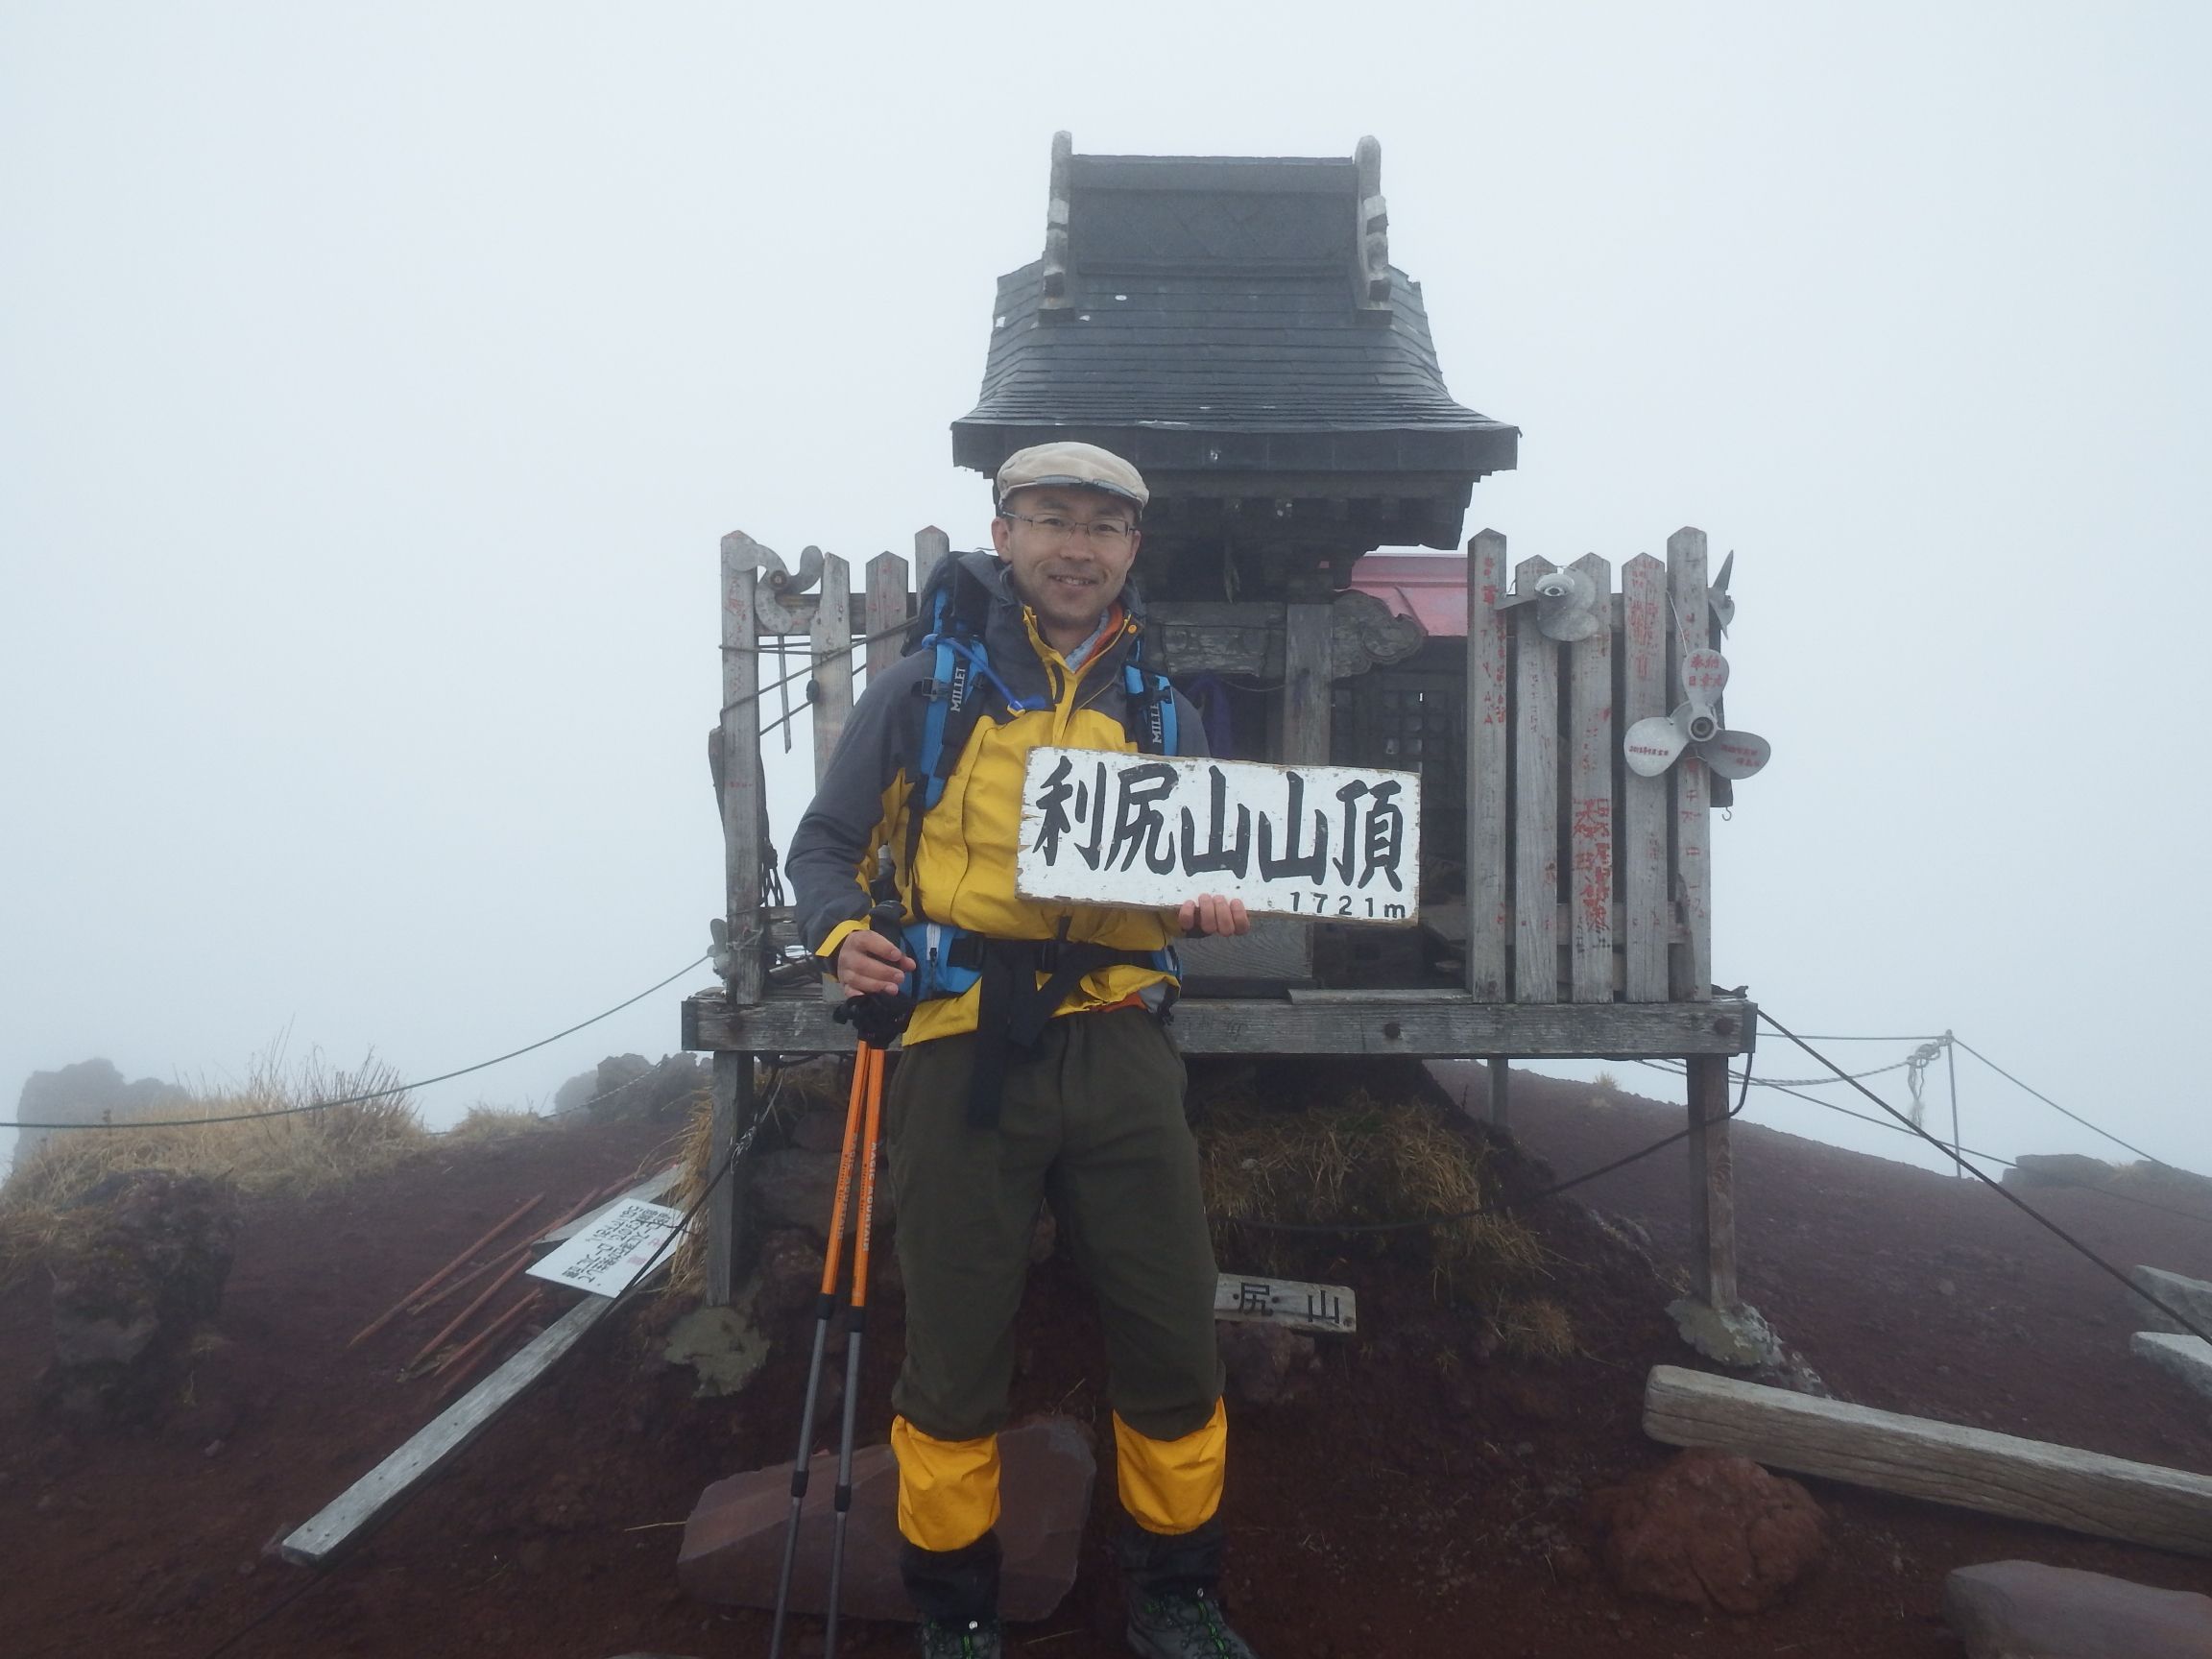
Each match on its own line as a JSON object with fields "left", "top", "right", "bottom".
{"left": 1125, "top": 1586, "right": 1257, "bottom": 1659}
{"left": 918, "top": 1615, "right": 1003, "bottom": 1658}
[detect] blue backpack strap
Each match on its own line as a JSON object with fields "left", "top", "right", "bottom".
{"left": 1122, "top": 661, "right": 1178, "bottom": 756}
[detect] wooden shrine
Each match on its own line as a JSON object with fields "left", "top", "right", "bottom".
{"left": 685, "top": 136, "right": 1758, "bottom": 1326}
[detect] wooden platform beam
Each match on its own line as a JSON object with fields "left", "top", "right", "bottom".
{"left": 1645, "top": 1364, "right": 2212, "bottom": 1558}
{"left": 685, "top": 991, "right": 1755, "bottom": 1060}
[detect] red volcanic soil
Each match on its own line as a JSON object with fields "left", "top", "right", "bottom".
{"left": 8, "top": 1071, "right": 2212, "bottom": 1659}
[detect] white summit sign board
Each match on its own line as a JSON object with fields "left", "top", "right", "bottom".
{"left": 1016, "top": 750, "right": 1420, "bottom": 924}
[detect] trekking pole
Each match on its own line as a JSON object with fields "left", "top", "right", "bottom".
{"left": 766, "top": 1035, "right": 876, "bottom": 1659}
{"left": 822, "top": 1038, "right": 886, "bottom": 1659}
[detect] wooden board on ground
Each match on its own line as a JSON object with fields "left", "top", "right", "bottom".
{"left": 1016, "top": 750, "right": 1420, "bottom": 924}
{"left": 1214, "top": 1273, "right": 1358, "bottom": 1334}
{"left": 280, "top": 1290, "right": 624, "bottom": 1567}
{"left": 1644, "top": 1363, "right": 2212, "bottom": 1557}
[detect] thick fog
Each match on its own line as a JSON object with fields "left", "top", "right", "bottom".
{"left": 5, "top": 4, "right": 2204, "bottom": 1179}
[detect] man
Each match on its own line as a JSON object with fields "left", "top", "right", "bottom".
{"left": 786, "top": 442, "right": 1260, "bottom": 1659}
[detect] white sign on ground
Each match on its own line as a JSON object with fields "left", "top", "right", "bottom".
{"left": 1017, "top": 751, "right": 1420, "bottom": 924}
{"left": 1214, "top": 1273, "right": 1358, "bottom": 1334}
{"left": 527, "top": 1199, "right": 686, "bottom": 1298}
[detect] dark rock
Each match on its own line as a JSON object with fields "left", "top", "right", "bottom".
{"left": 553, "top": 1053, "right": 709, "bottom": 1122}
{"left": 752, "top": 1149, "right": 895, "bottom": 1238}
{"left": 753, "top": 1229, "right": 825, "bottom": 1326}
{"left": 679, "top": 1416, "right": 1094, "bottom": 1622}
{"left": 1946, "top": 1560, "right": 2212, "bottom": 1658}
{"left": 788, "top": 1105, "right": 852, "bottom": 1155}
{"left": 1587, "top": 1448, "right": 1826, "bottom": 1614}
{"left": 45, "top": 1171, "right": 240, "bottom": 1422}
{"left": 13, "top": 1060, "right": 190, "bottom": 1163}
{"left": 1217, "top": 1321, "right": 1320, "bottom": 1407}
{"left": 2004, "top": 1152, "right": 2118, "bottom": 1191}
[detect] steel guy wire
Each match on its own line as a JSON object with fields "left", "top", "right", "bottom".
{"left": 4, "top": 955, "right": 716, "bottom": 1132}
{"left": 1955, "top": 1036, "right": 2172, "bottom": 1167}
{"left": 1758, "top": 1011, "right": 2212, "bottom": 1345}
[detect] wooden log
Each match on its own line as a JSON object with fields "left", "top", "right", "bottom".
{"left": 1282, "top": 602, "right": 1333, "bottom": 765}
{"left": 1643, "top": 1364, "right": 2212, "bottom": 1558}
{"left": 687, "top": 988, "right": 1757, "bottom": 1059}
{"left": 808, "top": 551, "right": 853, "bottom": 786}
{"left": 347, "top": 1192, "right": 542, "bottom": 1349}
{"left": 1566, "top": 553, "right": 1614, "bottom": 1003}
{"left": 1487, "top": 1055, "right": 1510, "bottom": 1128}
{"left": 1511, "top": 557, "right": 1560, "bottom": 1002}
{"left": 1667, "top": 528, "right": 1713, "bottom": 1000}
{"left": 708, "top": 1050, "right": 752, "bottom": 1308}
{"left": 1620, "top": 555, "right": 1671, "bottom": 1001}
{"left": 279, "top": 1291, "right": 631, "bottom": 1567}
{"left": 1465, "top": 531, "right": 1511, "bottom": 1000}
{"left": 412, "top": 1179, "right": 632, "bottom": 1316}
{"left": 1686, "top": 1053, "right": 1739, "bottom": 1310}
{"left": 863, "top": 551, "right": 908, "bottom": 689}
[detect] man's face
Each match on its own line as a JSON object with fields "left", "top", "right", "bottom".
{"left": 990, "top": 485, "right": 1142, "bottom": 651}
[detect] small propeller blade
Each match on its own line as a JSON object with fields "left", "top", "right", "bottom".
{"left": 1623, "top": 717, "right": 1688, "bottom": 777}
{"left": 1535, "top": 566, "right": 1602, "bottom": 641}
{"left": 1709, "top": 552, "right": 1737, "bottom": 636}
{"left": 1696, "top": 730, "right": 1771, "bottom": 780}
{"left": 1680, "top": 647, "right": 1729, "bottom": 701}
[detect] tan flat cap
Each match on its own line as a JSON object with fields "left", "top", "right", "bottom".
{"left": 994, "top": 441, "right": 1148, "bottom": 510}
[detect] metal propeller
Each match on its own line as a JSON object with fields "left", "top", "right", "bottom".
{"left": 1494, "top": 564, "right": 1604, "bottom": 641}
{"left": 1623, "top": 646, "right": 1772, "bottom": 781}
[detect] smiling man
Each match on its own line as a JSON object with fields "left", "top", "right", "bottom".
{"left": 786, "top": 442, "right": 1259, "bottom": 1659}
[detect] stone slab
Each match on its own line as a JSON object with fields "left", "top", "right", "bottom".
{"left": 678, "top": 1416, "right": 1094, "bottom": 1623}
{"left": 1945, "top": 1559, "right": 2212, "bottom": 1658}
{"left": 2131, "top": 1333, "right": 2212, "bottom": 1404}
{"left": 2134, "top": 1266, "right": 2212, "bottom": 1339}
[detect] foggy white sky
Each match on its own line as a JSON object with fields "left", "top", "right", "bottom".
{"left": 5, "top": 3, "right": 2206, "bottom": 1183}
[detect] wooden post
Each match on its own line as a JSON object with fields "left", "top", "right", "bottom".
{"left": 708, "top": 1050, "right": 751, "bottom": 1306}
{"left": 1944, "top": 1028, "right": 1961, "bottom": 1177}
{"left": 809, "top": 552, "right": 853, "bottom": 786}
{"left": 1621, "top": 555, "right": 1670, "bottom": 1000}
{"left": 1486, "top": 1056, "right": 1509, "bottom": 1128}
{"left": 713, "top": 541, "right": 766, "bottom": 1308}
{"left": 914, "top": 525, "right": 949, "bottom": 603}
{"left": 1566, "top": 553, "right": 1614, "bottom": 1002}
{"left": 1686, "top": 1053, "right": 1738, "bottom": 1311}
{"left": 1282, "top": 603, "right": 1333, "bottom": 764}
{"left": 1464, "top": 531, "right": 1510, "bottom": 1000}
{"left": 1666, "top": 528, "right": 1713, "bottom": 1001}
{"left": 864, "top": 551, "right": 908, "bottom": 689}
{"left": 1511, "top": 557, "right": 1559, "bottom": 1002}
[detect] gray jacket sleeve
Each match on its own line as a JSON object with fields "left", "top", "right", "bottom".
{"left": 784, "top": 655, "right": 929, "bottom": 955}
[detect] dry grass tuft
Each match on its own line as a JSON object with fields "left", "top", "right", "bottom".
{"left": 443, "top": 1104, "right": 553, "bottom": 1144}
{"left": 1198, "top": 1091, "right": 1545, "bottom": 1298}
{"left": 0, "top": 1050, "right": 428, "bottom": 1286}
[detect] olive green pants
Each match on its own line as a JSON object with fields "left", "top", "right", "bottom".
{"left": 886, "top": 1006, "right": 1224, "bottom": 1446}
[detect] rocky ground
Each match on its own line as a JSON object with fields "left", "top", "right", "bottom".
{"left": 6, "top": 1068, "right": 2212, "bottom": 1658}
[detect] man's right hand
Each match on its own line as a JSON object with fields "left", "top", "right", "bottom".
{"left": 833, "top": 928, "right": 916, "bottom": 998}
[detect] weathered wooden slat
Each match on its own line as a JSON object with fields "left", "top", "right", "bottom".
{"left": 1644, "top": 1364, "right": 2212, "bottom": 1558}
{"left": 279, "top": 1289, "right": 626, "bottom": 1567}
{"left": 718, "top": 552, "right": 764, "bottom": 1006}
{"left": 863, "top": 551, "right": 907, "bottom": 689}
{"left": 1620, "top": 555, "right": 1671, "bottom": 1001}
{"left": 1667, "top": 528, "right": 1713, "bottom": 1000}
{"left": 1511, "top": 557, "right": 1560, "bottom": 1002}
{"left": 536, "top": 1166, "right": 683, "bottom": 1243}
{"left": 1464, "top": 531, "right": 1511, "bottom": 999}
{"left": 1281, "top": 602, "right": 1334, "bottom": 765}
{"left": 1685, "top": 1054, "right": 1739, "bottom": 1310}
{"left": 1567, "top": 553, "right": 1614, "bottom": 1002}
{"left": 808, "top": 552, "right": 853, "bottom": 786}
{"left": 913, "top": 525, "right": 950, "bottom": 602}
{"left": 685, "top": 991, "right": 1756, "bottom": 1059}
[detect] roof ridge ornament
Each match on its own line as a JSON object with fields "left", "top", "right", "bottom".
{"left": 1041, "top": 130, "right": 1073, "bottom": 317}
{"left": 1354, "top": 135, "right": 1392, "bottom": 321}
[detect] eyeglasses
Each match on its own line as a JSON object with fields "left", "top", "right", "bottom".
{"left": 998, "top": 511, "right": 1136, "bottom": 547}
